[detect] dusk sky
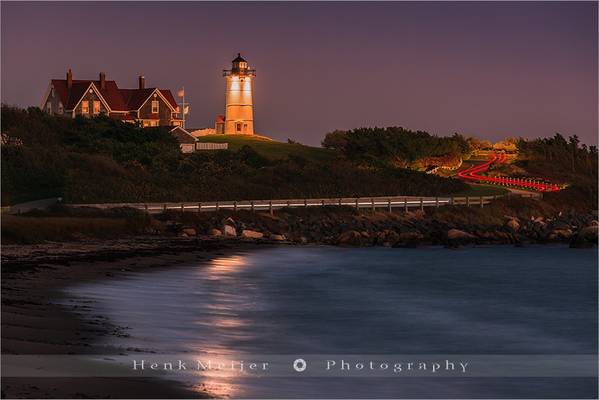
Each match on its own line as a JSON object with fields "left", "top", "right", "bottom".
{"left": 1, "top": 1, "right": 597, "bottom": 145}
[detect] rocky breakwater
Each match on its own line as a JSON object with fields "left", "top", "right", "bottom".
{"left": 156, "top": 206, "right": 598, "bottom": 248}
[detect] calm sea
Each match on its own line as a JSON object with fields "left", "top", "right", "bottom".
{"left": 67, "top": 246, "right": 598, "bottom": 398}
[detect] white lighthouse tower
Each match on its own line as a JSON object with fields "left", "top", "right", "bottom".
{"left": 223, "top": 53, "right": 255, "bottom": 135}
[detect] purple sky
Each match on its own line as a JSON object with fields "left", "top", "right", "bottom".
{"left": 1, "top": 2, "right": 597, "bottom": 145}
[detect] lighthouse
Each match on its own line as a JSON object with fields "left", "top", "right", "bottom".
{"left": 223, "top": 53, "right": 256, "bottom": 135}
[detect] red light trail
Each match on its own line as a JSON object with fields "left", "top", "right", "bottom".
{"left": 457, "top": 153, "right": 561, "bottom": 192}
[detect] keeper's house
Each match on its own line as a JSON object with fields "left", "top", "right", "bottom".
{"left": 41, "top": 69, "right": 183, "bottom": 128}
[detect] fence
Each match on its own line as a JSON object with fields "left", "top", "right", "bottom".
{"left": 70, "top": 192, "right": 541, "bottom": 215}
{"left": 195, "top": 142, "right": 229, "bottom": 151}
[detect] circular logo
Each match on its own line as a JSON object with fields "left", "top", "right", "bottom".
{"left": 293, "top": 358, "right": 307, "bottom": 372}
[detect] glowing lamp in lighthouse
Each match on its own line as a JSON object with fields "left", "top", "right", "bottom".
{"left": 222, "top": 53, "right": 256, "bottom": 135}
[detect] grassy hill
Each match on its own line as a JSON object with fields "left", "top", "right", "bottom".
{"left": 196, "top": 134, "right": 335, "bottom": 162}
{"left": 1, "top": 107, "right": 468, "bottom": 204}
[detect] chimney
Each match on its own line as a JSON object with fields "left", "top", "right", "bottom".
{"left": 99, "top": 72, "right": 106, "bottom": 90}
{"left": 138, "top": 75, "right": 145, "bottom": 89}
{"left": 66, "top": 69, "right": 73, "bottom": 89}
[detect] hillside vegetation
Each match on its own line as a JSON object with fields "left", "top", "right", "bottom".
{"left": 322, "top": 127, "right": 472, "bottom": 169}
{"left": 1, "top": 106, "right": 467, "bottom": 205}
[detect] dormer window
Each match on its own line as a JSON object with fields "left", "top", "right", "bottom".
{"left": 151, "top": 100, "right": 159, "bottom": 114}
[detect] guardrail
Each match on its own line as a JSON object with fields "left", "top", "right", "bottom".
{"left": 69, "top": 192, "right": 541, "bottom": 215}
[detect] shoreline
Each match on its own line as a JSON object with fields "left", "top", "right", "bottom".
{"left": 1, "top": 234, "right": 596, "bottom": 399}
{"left": 1, "top": 237, "right": 272, "bottom": 399}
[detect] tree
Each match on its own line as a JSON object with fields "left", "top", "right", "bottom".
{"left": 321, "top": 130, "right": 348, "bottom": 150}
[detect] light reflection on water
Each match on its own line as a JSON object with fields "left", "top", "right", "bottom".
{"left": 67, "top": 246, "right": 597, "bottom": 398}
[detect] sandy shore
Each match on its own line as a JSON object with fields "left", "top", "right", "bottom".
{"left": 1, "top": 236, "right": 266, "bottom": 399}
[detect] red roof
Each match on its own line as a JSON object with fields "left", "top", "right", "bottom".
{"left": 159, "top": 89, "right": 178, "bottom": 110}
{"left": 215, "top": 114, "right": 225, "bottom": 123}
{"left": 50, "top": 77, "right": 178, "bottom": 112}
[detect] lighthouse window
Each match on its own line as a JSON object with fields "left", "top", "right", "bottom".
{"left": 236, "top": 123, "right": 242, "bottom": 132}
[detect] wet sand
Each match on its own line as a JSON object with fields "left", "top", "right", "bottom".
{"left": 1, "top": 236, "right": 265, "bottom": 399}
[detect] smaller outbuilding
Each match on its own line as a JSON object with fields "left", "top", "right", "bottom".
{"left": 169, "top": 126, "right": 198, "bottom": 153}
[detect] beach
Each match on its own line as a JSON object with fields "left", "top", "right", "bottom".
{"left": 1, "top": 236, "right": 258, "bottom": 399}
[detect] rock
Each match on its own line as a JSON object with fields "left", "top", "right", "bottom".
{"left": 404, "top": 210, "right": 425, "bottom": 220}
{"left": 547, "top": 228, "right": 573, "bottom": 240}
{"left": 570, "top": 225, "right": 598, "bottom": 248}
{"left": 532, "top": 216, "right": 546, "bottom": 227}
{"left": 384, "top": 230, "right": 400, "bottom": 245}
{"left": 337, "top": 230, "right": 363, "bottom": 246}
{"left": 505, "top": 219, "right": 520, "bottom": 231}
{"left": 223, "top": 225, "right": 237, "bottom": 236}
{"left": 224, "top": 217, "right": 235, "bottom": 225}
{"left": 398, "top": 231, "right": 424, "bottom": 241}
{"left": 447, "top": 229, "right": 476, "bottom": 240}
{"left": 182, "top": 228, "right": 196, "bottom": 236}
{"left": 241, "top": 229, "right": 264, "bottom": 239}
{"left": 580, "top": 225, "right": 598, "bottom": 240}
{"left": 209, "top": 228, "right": 222, "bottom": 237}
{"left": 270, "top": 234, "right": 286, "bottom": 241}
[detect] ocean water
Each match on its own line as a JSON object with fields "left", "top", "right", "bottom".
{"left": 67, "top": 246, "right": 598, "bottom": 398}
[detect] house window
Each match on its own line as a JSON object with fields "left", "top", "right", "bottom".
{"left": 58, "top": 103, "right": 63, "bottom": 114}
{"left": 93, "top": 101, "right": 101, "bottom": 114}
{"left": 151, "top": 100, "right": 159, "bottom": 114}
{"left": 143, "top": 120, "right": 159, "bottom": 128}
{"left": 236, "top": 122, "right": 242, "bottom": 132}
{"left": 46, "top": 102, "right": 52, "bottom": 114}
{"left": 81, "top": 101, "right": 89, "bottom": 114}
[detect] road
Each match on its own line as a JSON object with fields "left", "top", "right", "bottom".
{"left": 457, "top": 153, "right": 561, "bottom": 192}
